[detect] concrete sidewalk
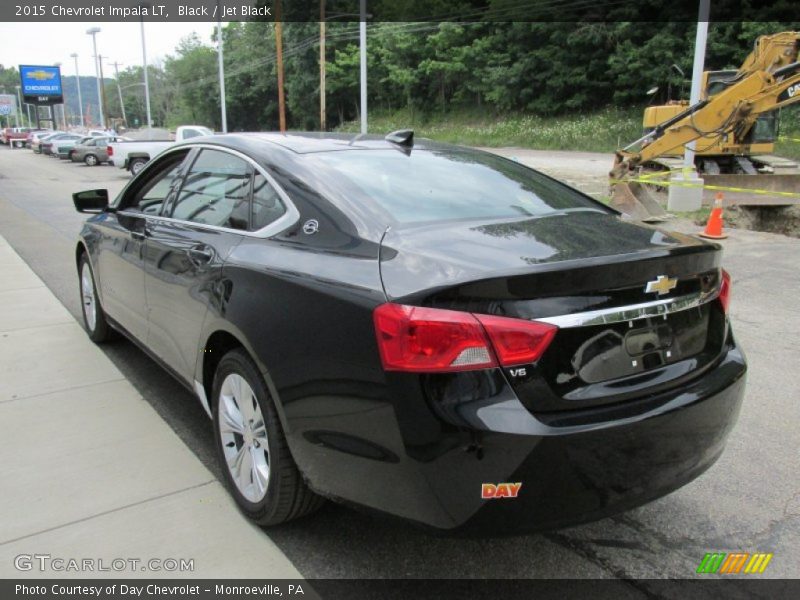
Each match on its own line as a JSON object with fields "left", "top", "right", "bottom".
{"left": 0, "top": 235, "right": 300, "bottom": 578}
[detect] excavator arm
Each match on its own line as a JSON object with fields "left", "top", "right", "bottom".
{"left": 740, "top": 31, "right": 800, "bottom": 74}
{"left": 609, "top": 31, "right": 800, "bottom": 221}
{"left": 611, "top": 62, "right": 800, "bottom": 181}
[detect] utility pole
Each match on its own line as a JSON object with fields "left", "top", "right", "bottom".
{"left": 359, "top": 0, "right": 367, "bottom": 134}
{"left": 275, "top": 0, "right": 286, "bottom": 133}
{"left": 110, "top": 61, "right": 128, "bottom": 128}
{"left": 70, "top": 53, "right": 84, "bottom": 128}
{"left": 320, "top": 0, "right": 326, "bottom": 131}
{"left": 216, "top": 0, "right": 228, "bottom": 133}
{"left": 15, "top": 86, "right": 23, "bottom": 127}
{"left": 98, "top": 55, "right": 109, "bottom": 129}
{"left": 53, "top": 62, "right": 63, "bottom": 129}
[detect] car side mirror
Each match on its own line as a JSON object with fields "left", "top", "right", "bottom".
{"left": 73, "top": 189, "right": 110, "bottom": 213}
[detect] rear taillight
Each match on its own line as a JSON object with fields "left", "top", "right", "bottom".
{"left": 719, "top": 269, "right": 731, "bottom": 313}
{"left": 107, "top": 145, "right": 113, "bottom": 156}
{"left": 374, "top": 304, "right": 496, "bottom": 372}
{"left": 474, "top": 314, "right": 558, "bottom": 367}
{"left": 373, "top": 303, "right": 557, "bottom": 373}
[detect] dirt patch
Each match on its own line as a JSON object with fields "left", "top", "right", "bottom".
{"left": 692, "top": 205, "right": 800, "bottom": 239}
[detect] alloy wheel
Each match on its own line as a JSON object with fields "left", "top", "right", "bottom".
{"left": 80, "top": 262, "right": 97, "bottom": 332}
{"left": 218, "top": 373, "right": 270, "bottom": 503}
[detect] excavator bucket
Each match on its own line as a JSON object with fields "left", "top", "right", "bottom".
{"left": 609, "top": 181, "right": 670, "bottom": 222}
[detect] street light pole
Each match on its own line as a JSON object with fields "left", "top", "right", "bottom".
{"left": 140, "top": 4, "right": 153, "bottom": 128}
{"left": 70, "top": 53, "right": 84, "bottom": 128}
{"left": 216, "top": 1, "right": 227, "bottom": 133}
{"left": 684, "top": 0, "right": 710, "bottom": 170}
{"left": 275, "top": 0, "right": 286, "bottom": 133}
{"left": 359, "top": 0, "right": 367, "bottom": 134}
{"left": 666, "top": 0, "right": 709, "bottom": 212}
{"left": 86, "top": 27, "right": 105, "bottom": 128}
{"left": 97, "top": 56, "right": 109, "bottom": 129}
{"left": 320, "top": 0, "right": 326, "bottom": 131}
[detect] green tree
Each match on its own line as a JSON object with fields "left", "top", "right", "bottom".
{"left": 163, "top": 34, "right": 219, "bottom": 128}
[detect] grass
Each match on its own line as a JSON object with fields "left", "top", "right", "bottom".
{"left": 337, "top": 106, "right": 800, "bottom": 160}
{"left": 337, "top": 107, "right": 642, "bottom": 153}
{"left": 776, "top": 138, "right": 800, "bottom": 161}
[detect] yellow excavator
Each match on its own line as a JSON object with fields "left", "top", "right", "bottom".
{"left": 610, "top": 31, "right": 800, "bottom": 220}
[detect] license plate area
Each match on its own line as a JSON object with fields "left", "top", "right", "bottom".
{"left": 518, "top": 302, "right": 725, "bottom": 412}
{"left": 624, "top": 324, "right": 673, "bottom": 355}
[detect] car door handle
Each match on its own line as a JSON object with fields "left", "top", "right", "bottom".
{"left": 187, "top": 245, "right": 214, "bottom": 264}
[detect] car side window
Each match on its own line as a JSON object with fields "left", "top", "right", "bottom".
{"left": 170, "top": 149, "right": 252, "bottom": 230}
{"left": 251, "top": 172, "right": 286, "bottom": 231}
{"left": 118, "top": 151, "right": 190, "bottom": 215}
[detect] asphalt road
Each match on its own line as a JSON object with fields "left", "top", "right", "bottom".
{"left": 0, "top": 145, "right": 798, "bottom": 582}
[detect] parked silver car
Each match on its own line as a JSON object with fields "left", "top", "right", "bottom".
{"left": 70, "top": 136, "right": 130, "bottom": 166}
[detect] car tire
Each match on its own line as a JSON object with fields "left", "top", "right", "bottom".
{"left": 78, "top": 254, "right": 113, "bottom": 343}
{"left": 129, "top": 158, "right": 147, "bottom": 175}
{"left": 84, "top": 154, "right": 98, "bottom": 166}
{"left": 212, "top": 349, "right": 324, "bottom": 526}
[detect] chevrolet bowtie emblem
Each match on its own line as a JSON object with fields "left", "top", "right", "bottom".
{"left": 645, "top": 275, "right": 678, "bottom": 295}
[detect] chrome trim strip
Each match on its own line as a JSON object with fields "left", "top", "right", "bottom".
{"left": 537, "top": 288, "right": 720, "bottom": 328}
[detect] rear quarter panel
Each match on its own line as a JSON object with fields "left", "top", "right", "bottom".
{"left": 196, "top": 235, "right": 403, "bottom": 495}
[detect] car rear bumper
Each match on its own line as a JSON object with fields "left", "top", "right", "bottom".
{"left": 291, "top": 341, "right": 746, "bottom": 533}
{"left": 453, "top": 349, "right": 746, "bottom": 534}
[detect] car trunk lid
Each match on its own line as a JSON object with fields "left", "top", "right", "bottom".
{"left": 379, "top": 211, "right": 726, "bottom": 413}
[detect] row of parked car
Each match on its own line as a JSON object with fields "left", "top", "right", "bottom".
{"left": 11, "top": 128, "right": 131, "bottom": 166}
{"left": 0, "top": 127, "right": 34, "bottom": 147}
{"left": 5, "top": 125, "right": 215, "bottom": 174}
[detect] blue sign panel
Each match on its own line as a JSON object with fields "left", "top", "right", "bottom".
{"left": 19, "top": 65, "right": 63, "bottom": 105}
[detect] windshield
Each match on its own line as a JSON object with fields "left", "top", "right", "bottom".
{"left": 308, "top": 149, "right": 603, "bottom": 224}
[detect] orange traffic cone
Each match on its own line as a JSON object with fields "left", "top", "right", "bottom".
{"left": 699, "top": 193, "right": 728, "bottom": 239}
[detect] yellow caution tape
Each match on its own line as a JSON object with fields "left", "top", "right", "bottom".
{"left": 613, "top": 162, "right": 800, "bottom": 198}
{"left": 611, "top": 176, "right": 800, "bottom": 199}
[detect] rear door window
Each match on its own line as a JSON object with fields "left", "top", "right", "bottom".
{"left": 251, "top": 173, "right": 286, "bottom": 230}
{"left": 169, "top": 149, "right": 252, "bottom": 230}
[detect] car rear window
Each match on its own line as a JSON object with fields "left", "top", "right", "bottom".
{"left": 309, "top": 149, "right": 603, "bottom": 223}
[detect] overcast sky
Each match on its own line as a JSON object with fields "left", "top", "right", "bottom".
{"left": 0, "top": 22, "right": 217, "bottom": 78}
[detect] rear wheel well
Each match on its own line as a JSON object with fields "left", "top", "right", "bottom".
{"left": 202, "top": 331, "right": 245, "bottom": 406}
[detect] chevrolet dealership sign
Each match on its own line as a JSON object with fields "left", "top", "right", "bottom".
{"left": 19, "top": 65, "right": 63, "bottom": 105}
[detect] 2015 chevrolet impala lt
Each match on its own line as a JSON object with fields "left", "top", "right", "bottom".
{"left": 73, "top": 132, "right": 746, "bottom": 532}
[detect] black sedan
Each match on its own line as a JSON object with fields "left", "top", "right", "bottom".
{"left": 72, "top": 132, "right": 746, "bottom": 532}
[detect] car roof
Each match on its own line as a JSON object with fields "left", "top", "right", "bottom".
{"left": 204, "top": 132, "right": 453, "bottom": 155}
